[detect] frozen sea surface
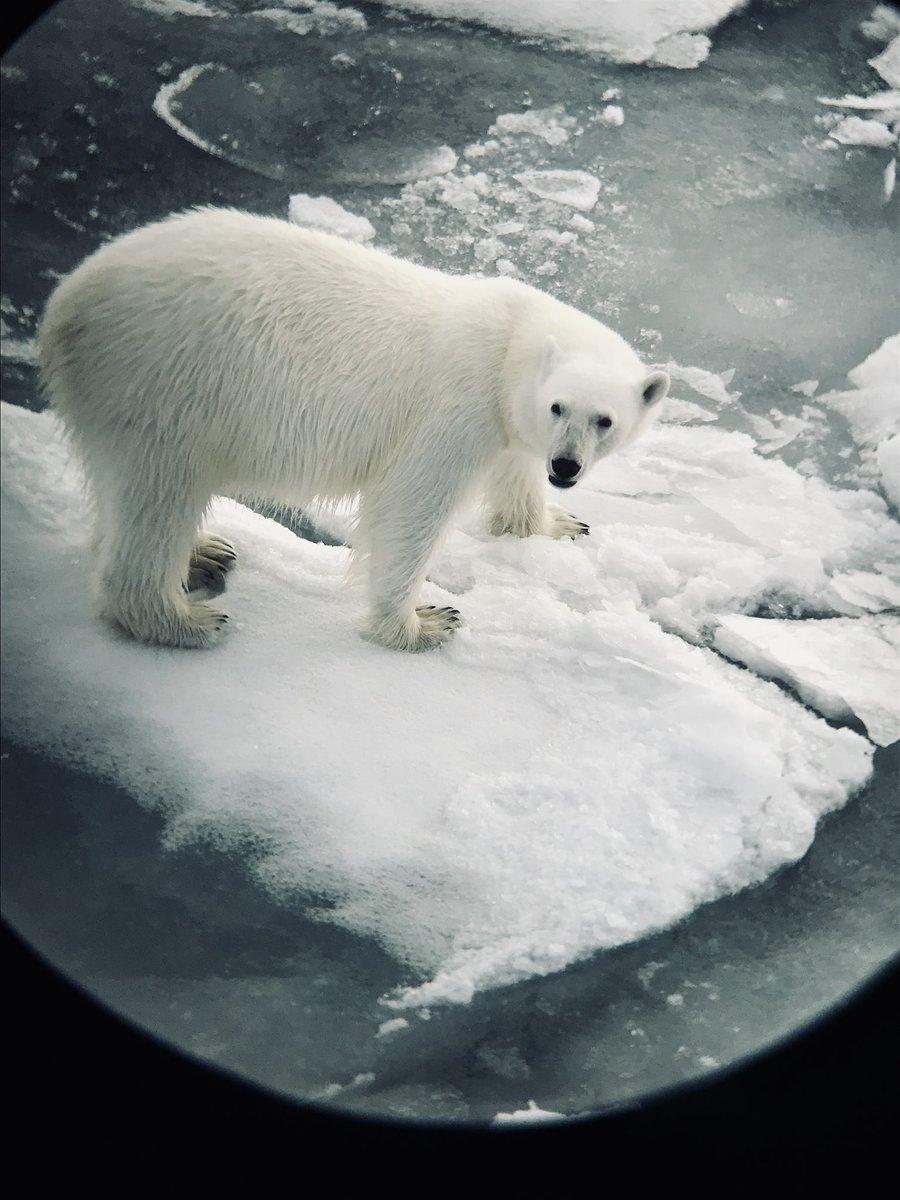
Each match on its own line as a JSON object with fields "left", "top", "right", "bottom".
{"left": 2, "top": 0, "right": 899, "bottom": 1124}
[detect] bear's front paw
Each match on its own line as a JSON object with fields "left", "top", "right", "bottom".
{"left": 417, "top": 604, "right": 461, "bottom": 640}
{"left": 546, "top": 504, "right": 590, "bottom": 539}
{"left": 369, "top": 605, "right": 462, "bottom": 651}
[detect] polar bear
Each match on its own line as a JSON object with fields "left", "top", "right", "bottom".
{"left": 37, "top": 207, "right": 668, "bottom": 652}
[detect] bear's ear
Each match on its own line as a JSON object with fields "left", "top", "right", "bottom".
{"left": 538, "top": 334, "right": 563, "bottom": 383}
{"left": 641, "top": 370, "right": 669, "bottom": 407}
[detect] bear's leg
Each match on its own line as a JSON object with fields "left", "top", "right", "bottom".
{"left": 358, "top": 479, "right": 463, "bottom": 652}
{"left": 91, "top": 468, "right": 228, "bottom": 648}
{"left": 187, "top": 533, "right": 237, "bottom": 595}
{"left": 486, "top": 451, "right": 590, "bottom": 539}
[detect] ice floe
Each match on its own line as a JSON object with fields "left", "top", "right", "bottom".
{"left": 0, "top": 394, "right": 882, "bottom": 1008}
{"left": 375, "top": 0, "right": 747, "bottom": 66}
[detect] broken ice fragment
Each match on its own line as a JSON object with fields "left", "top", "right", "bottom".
{"left": 513, "top": 169, "right": 601, "bottom": 212}
{"left": 663, "top": 362, "right": 738, "bottom": 406}
{"left": 884, "top": 158, "right": 896, "bottom": 202}
{"left": 488, "top": 106, "right": 575, "bottom": 146}
{"left": 817, "top": 91, "right": 900, "bottom": 110}
{"left": 829, "top": 115, "right": 896, "bottom": 148}
{"left": 726, "top": 292, "right": 797, "bottom": 319}
{"left": 791, "top": 379, "right": 820, "bottom": 398}
{"left": 288, "top": 193, "right": 375, "bottom": 242}
{"left": 649, "top": 31, "right": 711, "bottom": 69}
{"left": 870, "top": 35, "right": 900, "bottom": 88}
{"left": 493, "top": 1100, "right": 567, "bottom": 1124}
{"left": 714, "top": 614, "right": 900, "bottom": 747}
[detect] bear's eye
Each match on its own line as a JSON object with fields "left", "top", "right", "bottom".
{"left": 596, "top": 415, "right": 613, "bottom": 429}
{"left": 550, "top": 403, "right": 562, "bottom": 416}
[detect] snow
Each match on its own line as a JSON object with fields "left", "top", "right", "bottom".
{"left": 0, "top": 396, "right": 882, "bottom": 1009}
{"left": 376, "top": 1, "right": 748, "bottom": 66}
{"left": 288, "top": 193, "right": 375, "bottom": 242}
{"left": 715, "top": 615, "right": 900, "bottom": 748}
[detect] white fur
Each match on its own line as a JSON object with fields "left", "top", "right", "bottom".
{"left": 37, "top": 208, "right": 668, "bottom": 651}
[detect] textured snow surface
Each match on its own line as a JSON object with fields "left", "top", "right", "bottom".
{"left": 1, "top": 400, "right": 880, "bottom": 1007}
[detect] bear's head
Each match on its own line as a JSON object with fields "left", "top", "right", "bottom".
{"left": 523, "top": 335, "right": 669, "bottom": 490}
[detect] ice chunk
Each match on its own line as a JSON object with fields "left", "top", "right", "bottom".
{"left": 726, "top": 292, "right": 797, "bottom": 319}
{"left": 817, "top": 91, "right": 900, "bottom": 110}
{"left": 829, "top": 115, "right": 896, "bottom": 148}
{"left": 288, "top": 193, "right": 375, "bottom": 242}
{"left": 870, "top": 35, "right": 900, "bottom": 88}
{"left": 847, "top": 334, "right": 900, "bottom": 393}
{"left": 493, "top": 1100, "right": 567, "bottom": 1124}
{"left": 714, "top": 614, "right": 900, "bottom": 747}
{"left": 649, "top": 31, "right": 711, "bottom": 69}
{"left": 663, "top": 362, "right": 738, "bottom": 407}
{"left": 885, "top": 158, "right": 897, "bottom": 203}
{"left": 1, "top": 403, "right": 875, "bottom": 1008}
{"left": 861, "top": 5, "right": 900, "bottom": 43}
{"left": 599, "top": 104, "right": 625, "bottom": 127}
{"left": 376, "top": 1018, "right": 409, "bottom": 1038}
{"left": 824, "top": 570, "right": 900, "bottom": 615}
{"left": 821, "top": 334, "right": 900, "bottom": 504}
{"left": 488, "top": 107, "right": 575, "bottom": 145}
{"left": 249, "top": 3, "right": 367, "bottom": 36}
{"left": 514, "top": 169, "right": 600, "bottom": 211}
{"left": 876, "top": 435, "right": 900, "bottom": 509}
{"left": 129, "top": 0, "right": 221, "bottom": 16}
{"left": 791, "top": 380, "right": 819, "bottom": 398}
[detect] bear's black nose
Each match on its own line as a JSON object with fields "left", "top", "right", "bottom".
{"left": 550, "top": 457, "right": 581, "bottom": 479}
